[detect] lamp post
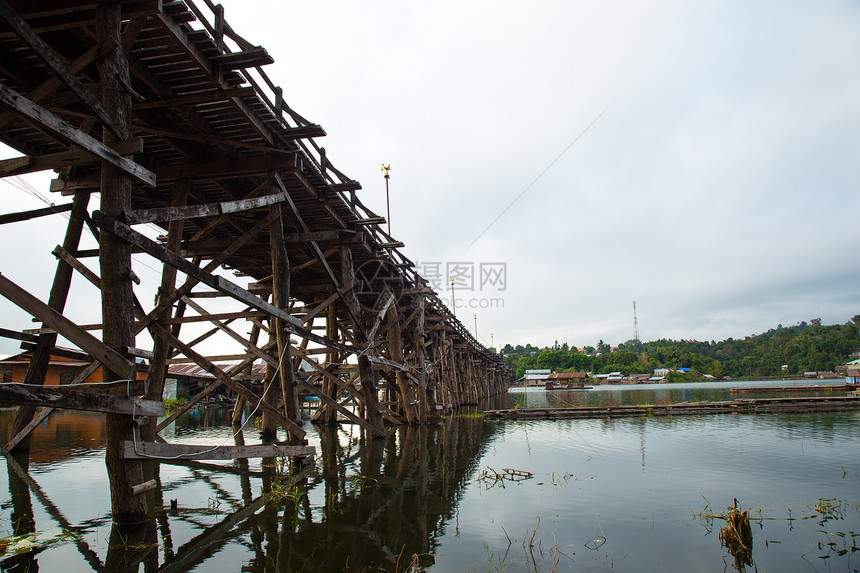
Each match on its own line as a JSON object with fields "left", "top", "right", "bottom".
{"left": 473, "top": 313, "right": 478, "bottom": 340}
{"left": 449, "top": 277, "right": 455, "bottom": 317}
{"left": 381, "top": 164, "right": 391, "bottom": 238}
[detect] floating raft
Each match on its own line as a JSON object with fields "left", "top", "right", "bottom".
{"left": 729, "top": 384, "right": 855, "bottom": 394}
{"left": 484, "top": 395, "right": 860, "bottom": 420}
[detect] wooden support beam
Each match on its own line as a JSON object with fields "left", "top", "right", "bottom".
{"left": 92, "top": 210, "right": 359, "bottom": 355}
{"left": 179, "top": 298, "right": 272, "bottom": 368}
{"left": 159, "top": 309, "right": 264, "bottom": 325}
{"left": 0, "top": 272, "right": 136, "bottom": 380}
{"left": 123, "top": 441, "right": 314, "bottom": 460}
{"left": 131, "top": 122, "right": 324, "bottom": 152}
{"left": 296, "top": 378, "right": 384, "bottom": 437}
{"left": 124, "top": 190, "right": 288, "bottom": 225}
{"left": 366, "top": 289, "right": 395, "bottom": 347}
{"left": 0, "top": 0, "right": 125, "bottom": 139}
{"left": 272, "top": 171, "right": 367, "bottom": 338}
{"left": 93, "top": 210, "right": 299, "bottom": 328}
{"left": 0, "top": 83, "right": 156, "bottom": 186}
{"left": 135, "top": 209, "right": 280, "bottom": 334}
{"left": 4, "top": 407, "right": 53, "bottom": 451}
{"left": 146, "top": 321, "right": 305, "bottom": 438}
{"left": 152, "top": 154, "right": 297, "bottom": 184}
{"left": 210, "top": 47, "right": 273, "bottom": 70}
{"left": 354, "top": 216, "right": 386, "bottom": 226}
{"left": 301, "top": 279, "right": 355, "bottom": 325}
{"left": 340, "top": 244, "right": 385, "bottom": 434}
{"left": 267, "top": 200, "right": 303, "bottom": 440}
{"left": 52, "top": 244, "right": 100, "bottom": 288}
{"left": 0, "top": 138, "right": 143, "bottom": 178}
{"left": 0, "top": 202, "right": 73, "bottom": 225}
{"left": 0, "top": 327, "right": 38, "bottom": 343}
{"left": 0, "top": 383, "right": 163, "bottom": 416}
{"left": 0, "top": 42, "right": 108, "bottom": 134}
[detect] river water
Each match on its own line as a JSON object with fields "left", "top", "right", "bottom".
{"left": 1, "top": 379, "right": 858, "bottom": 572}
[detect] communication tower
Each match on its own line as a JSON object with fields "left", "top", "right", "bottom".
{"left": 633, "top": 300, "right": 640, "bottom": 342}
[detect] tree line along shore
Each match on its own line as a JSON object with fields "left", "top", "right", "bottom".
{"left": 500, "top": 317, "right": 860, "bottom": 382}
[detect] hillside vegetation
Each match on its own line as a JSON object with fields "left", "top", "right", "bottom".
{"left": 501, "top": 317, "right": 860, "bottom": 381}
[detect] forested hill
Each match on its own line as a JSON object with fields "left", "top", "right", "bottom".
{"left": 501, "top": 317, "right": 860, "bottom": 380}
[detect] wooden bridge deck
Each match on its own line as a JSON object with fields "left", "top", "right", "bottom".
{"left": 0, "top": 0, "right": 510, "bottom": 523}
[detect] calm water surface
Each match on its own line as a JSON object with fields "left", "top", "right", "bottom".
{"left": 1, "top": 380, "right": 858, "bottom": 572}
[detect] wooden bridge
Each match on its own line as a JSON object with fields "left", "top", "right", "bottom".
{"left": 0, "top": 0, "right": 509, "bottom": 524}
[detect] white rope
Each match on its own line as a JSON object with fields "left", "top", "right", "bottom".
{"left": 131, "top": 358, "right": 284, "bottom": 460}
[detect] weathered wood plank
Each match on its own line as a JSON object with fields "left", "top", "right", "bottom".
{"left": 124, "top": 191, "right": 287, "bottom": 225}
{"left": 0, "top": 83, "right": 156, "bottom": 186}
{"left": 52, "top": 244, "right": 100, "bottom": 288}
{"left": 4, "top": 407, "right": 53, "bottom": 451}
{"left": 210, "top": 47, "right": 273, "bottom": 70}
{"left": 122, "top": 441, "right": 315, "bottom": 460}
{"left": 366, "top": 289, "right": 395, "bottom": 346}
{"left": 0, "top": 383, "right": 163, "bottom": 415}
{"left": 0, "top": 203, "right": 73, "bottom": 225}
{"left": 0, "top": 327, "right": 37, "bottom": 342}
{"left": 0, "top": 272, "right": 137, "bottom": 380}
{"left": 0, "top": 138, "right": 142, "bottom": 178}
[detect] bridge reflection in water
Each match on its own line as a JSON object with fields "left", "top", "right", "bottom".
{"left": 1, "top": 405, "right": 504, "bottom": 572}
{"left": 254, "top": 416, "right": 499, "bottom": 572}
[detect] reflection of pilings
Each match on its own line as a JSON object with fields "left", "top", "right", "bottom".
{"left": 282, "top": 416, "right": 499, "bottom": 570}
{"left": 5, "top": 451, "right": 37, "bottom": 572}
{"left": 3, "top": 452, "right": 105, "bottom": 571}
{"left": 158, "top": 493, "right": 272, "bottom": 573}
{"left": 157, "top": 462, "right": 314, "bottom": 573}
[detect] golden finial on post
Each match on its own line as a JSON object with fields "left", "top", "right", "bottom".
{"left": 382, "top": 163, "right": 392, "bottom": 238}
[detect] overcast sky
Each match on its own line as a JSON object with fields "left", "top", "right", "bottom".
{"left": 2, "top": 0, "right": 859, "bottom": 357}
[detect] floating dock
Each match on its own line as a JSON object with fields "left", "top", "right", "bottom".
{"left": 484, "top": 395, "right": 860, "bottom": 420}
{"left": 729, "top": 384, "right": 855, "bottom": 394}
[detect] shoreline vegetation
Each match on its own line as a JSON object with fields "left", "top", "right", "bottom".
{"left": 509, "top": 373, "right": 846, "bottom": 387}
{"left": 502, "top": 316, "right": 860, "bottom": 382}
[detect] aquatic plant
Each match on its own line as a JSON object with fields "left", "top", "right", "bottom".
{"left": 162, "top": 397, "right": 187, "bottom": 412}
{"left": 718, "top": 499, "right": 753, "bottom": 570}
{"left": 476, "top": 467, "right": 533, "bottom": 489}
{"left": 0, "top": 528, "right": 79, "bottom": 556}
